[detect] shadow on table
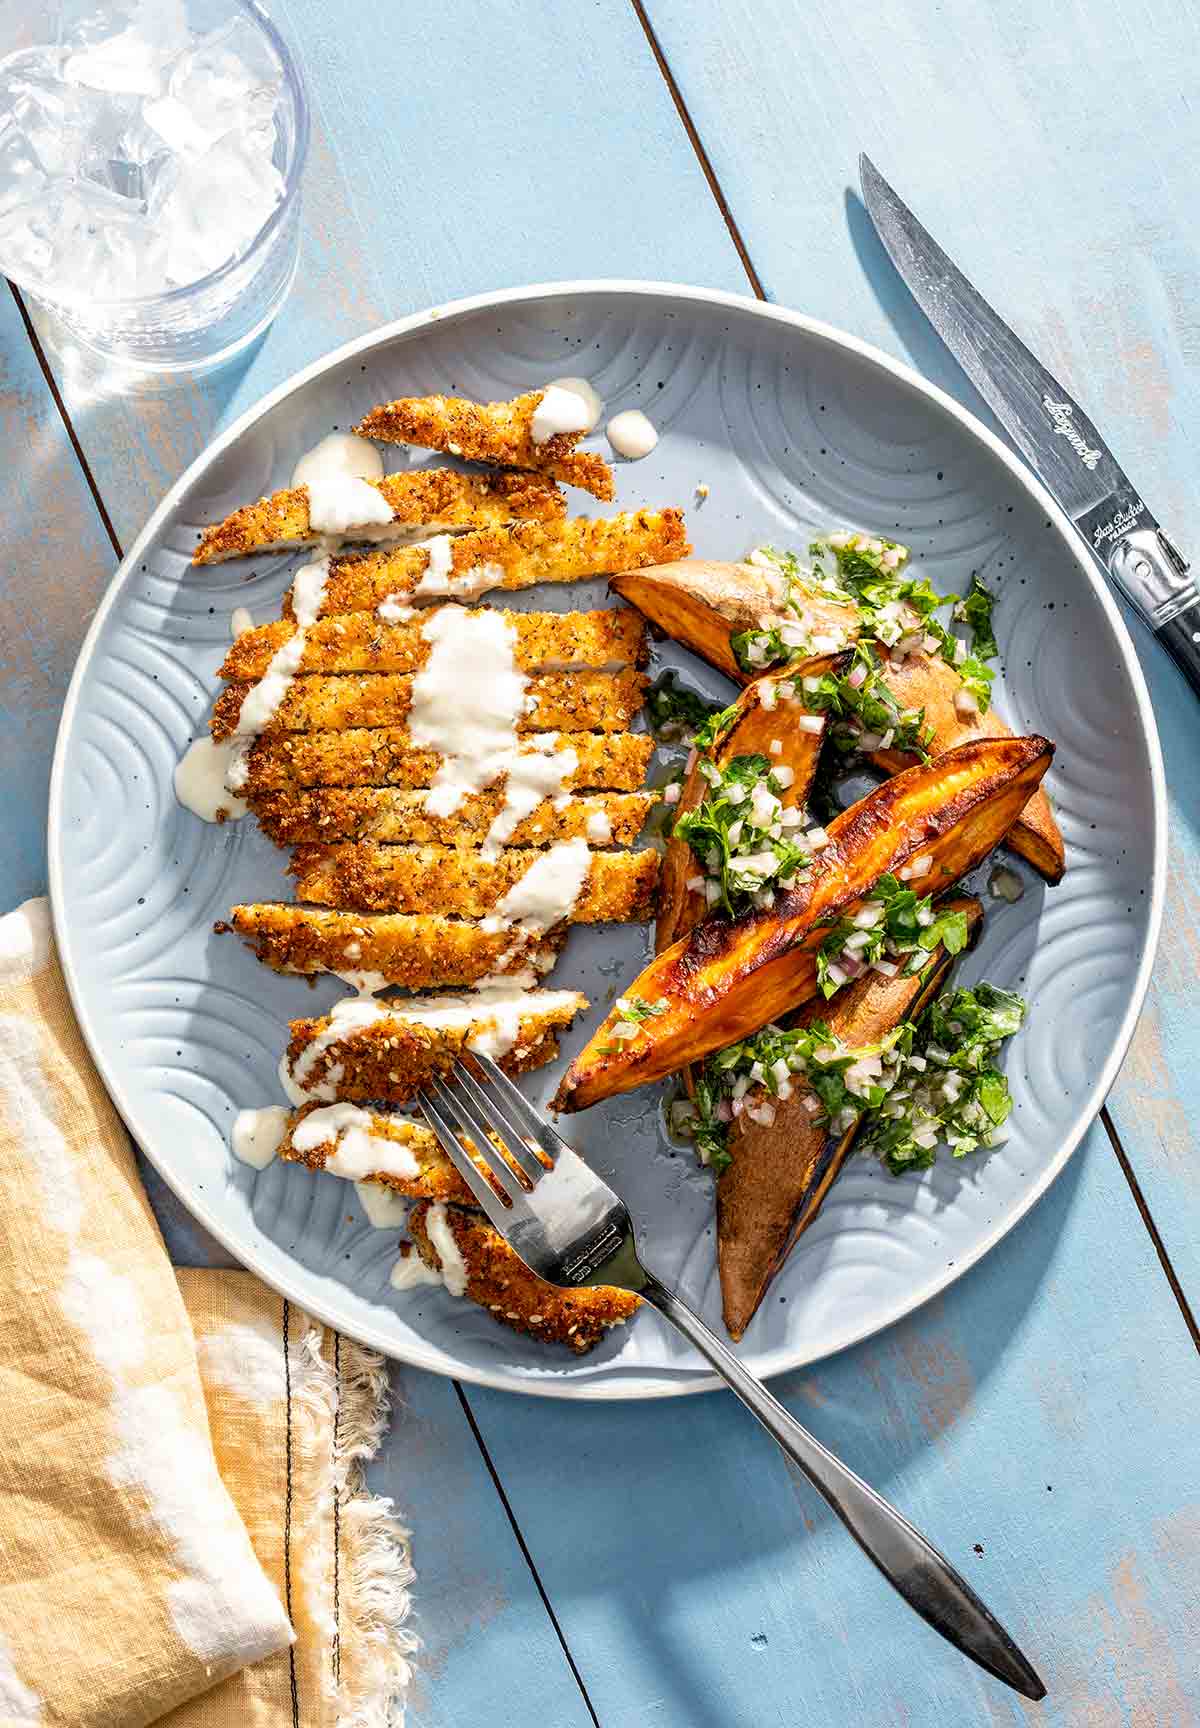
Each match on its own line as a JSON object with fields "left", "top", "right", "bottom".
{"left": 463, "top": 1137, "right": 1082, "bottom": 1727}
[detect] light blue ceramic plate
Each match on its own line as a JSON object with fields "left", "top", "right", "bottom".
{"left": 48, "top": 282, "right": 1165, "bottom": 1398}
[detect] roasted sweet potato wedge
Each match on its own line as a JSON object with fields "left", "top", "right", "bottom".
{"left": 717, "top": 898, "right": 981, "bottom": 1340}
{"left": 656, "top": 665, "right": 833, "bottom": 953}
{"left": 555, "top": 735, "right": 1052, "bottom": 1110}
{"left": 611, "top": 559, "right": 858, "bottom": 680}
{"left": 612, "top": 559, "right": 1064, "bottom": 883}
{"left": 871, "top": 653, "right": 1064, "bottom": 883}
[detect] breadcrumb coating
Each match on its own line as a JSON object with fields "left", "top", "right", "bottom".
{"left": 289, "top": 841, "right": 660, "bottom": 919}
{"left": 288, "top": 509, "right": 689, "bottom": 617}
{"left": 356, "top": 390, "right": 614, "bottom": 500}
{"left": 232, "top": 727, "right": 655, "bottom": 795}
{"left": 219, "top": 606, "right": 646, "bottom": 681}
{"left": 192, "top": 467, "right": 564, "bottom": 563}
{"left": 409, "top": 1203, "right": 639, "bottom": 1352}
{"left": 281, "top": 990, "right": 586, "bottom": 1100}
{"left": 254, "top": 787, "right": 656, "bottom": 847}
{"left": 212, "top": 667, "right": 647, "bottom": 740}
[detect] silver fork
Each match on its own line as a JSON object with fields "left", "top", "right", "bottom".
{"left": 420, "top": 1054, "right": 1046, "bottom": 1701}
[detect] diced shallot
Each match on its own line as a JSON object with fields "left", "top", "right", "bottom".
{"left": 847, "top": 661, "right": 868, "bottom": 689}
{"left": 796, "top": 713, "right": 825, "bottom": 734}
{"left": 663, "top": 782, "right": 681, "bottom": 805}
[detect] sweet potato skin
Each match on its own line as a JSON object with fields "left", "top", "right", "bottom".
{"left": 616, "top": 559, "right": 1064, "bottom": 884}
{"left": 555, "top": 735, "right": 1052, "bottom": 1110}
{"left": 610, "top": 558, "right": 859, "bottom": 679}
{"left": 870, "top": 652, "right": 1065, "bottom": 883}
{"left": 716, "top": 899, "right": 981, "bottom": 1340}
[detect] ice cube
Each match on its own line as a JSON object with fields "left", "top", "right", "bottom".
{"left": 0, "top": 118, "right": 48, "bottom": 220}
{"left": 168, "top": 15, "right": 282, "bottom": 141}
{"left": 62, "top": 0, "right": 190, "bottom": 97}
{"left": 159, "top": 124, "right": 284, "bottom": 284}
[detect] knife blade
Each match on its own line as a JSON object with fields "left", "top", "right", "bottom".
{"left": 859, "top": 153, "right": 1200, "bottom": 699}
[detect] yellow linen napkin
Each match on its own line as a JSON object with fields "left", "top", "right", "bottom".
{"left": 0, "top": 900, "right": 415, "bottom": 1726}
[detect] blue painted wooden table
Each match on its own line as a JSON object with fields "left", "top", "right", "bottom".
{"left": 4, "top": 3, "right": 1199, "bottom": 1721}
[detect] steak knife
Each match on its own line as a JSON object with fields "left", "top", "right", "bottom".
{"left": 859, "top": 154, "right": 1200, "bottom": 698}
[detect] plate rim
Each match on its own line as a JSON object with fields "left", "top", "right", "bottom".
{"left": 47, "top": 276, "right": 1168, "bottom": 1400}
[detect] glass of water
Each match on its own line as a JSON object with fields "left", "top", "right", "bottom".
{"left": 0, "top": 1, "right": 309, "bottom": 374}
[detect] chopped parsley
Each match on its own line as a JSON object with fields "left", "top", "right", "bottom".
{"left": 789, "top": 645, "right": 933, "bottom": 760}
{"left": 692, "top": 696, "right": 742, "bottom": 751}
{"left": 730, "top": 533, "right": 998, "bottom": 716}
{"left": 860, "top": 983, "right": 1026, "bottom": 1172}
{"left": 816, "top": 872, "right": 970, "bottom": 998}
{"left": 671, "top": 979, "right": 1025, "bottom": 1177}
{"left": 615, "top": 994, "right": 668, "bottom": 1024}
{"left": 673, "top": 752, "right": 812, "bottom": 917}
{"left": 647, "top": 672, "right": 723, "bottom": 743}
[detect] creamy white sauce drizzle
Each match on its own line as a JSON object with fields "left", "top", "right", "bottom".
{"left": 545, "top": 376, "right": 603, "bottom": 433}
{"left": 585, "top": 807, "right": 612, "bottom": 844}
{"left": 232, "top": 556, "right": 331, "bottom": 740}
{"left": 410, "top": 534, "right": 456, "bottom": 595}
{"left": 377, "top": 596, "right": 418, "bottom": 622}
{"left": 278, "top": 996, "right": 389, "bottom": 1104}
{"left": 606, "top": 409, "right": 658, "bottom": 459}
{"left": 231, "top": 1105, "right": 289, "bottom": 1169}
{"left": 389, "top": 1247, "right": 445, "bottom": 1291}
{"left": 292, "top": 431, "right": 392, "bottom": 537}
{"left": 293, "top": 1102, "right": 421, "bottom": 1182}
{"left": 482, "top": 733, "right": 578, "bottom": 858}
{"left": 532, "top": 382, "right": 593, "bottom": 444}
{"left": 230, "top": 605, "right": 253, "bottom": 638}
{"left": 356, "top": 1181, "right": 409, "bottom": 1229}
{"left": 408, "top": 605, "right": 529, "bottom": 817}
{"left": 174, "top": 736, "right": 249, "bottom": 823}
{"left": 488, "top": 838, "right": 590, "bottom": 934}
{"left": 425, "top": 1203, "right": 469, "bottom": 1296}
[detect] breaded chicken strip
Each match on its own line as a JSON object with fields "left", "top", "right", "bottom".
{"left": 288, "top": 842, "right": 659, "bottom": 919}
{"left": 192, "top": 468, "right": 564, "bottom": 564}
{"left": 254, "top": 787, "right": 656, "bottom": 848}
{"left": 212, "top": 668, "right": 647, "bottom": 740}
{"left": 285, "top": 510, "right": 689, "bottom": 617}
{"left": 231, "top": 728, "right": 655, "bottom": 796}
{"left": 280, "top": 1102, "right": 474, "bottom": 1202}
{"left": 408, "top": 1202, "right": 640, "bottom": 1353}
{"left": 279, "top": 986, "right": 586, "bottom": 1101}
{"left": 227, "top": 903, "right": 566, "bottom": 989}
{"left": 356, "top": 390, "right": 614, "bottom": 501}
{"left": 219, "top": 606, "right": 646, "bottom": 681}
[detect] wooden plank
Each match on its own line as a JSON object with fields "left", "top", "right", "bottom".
{"left": 33, "top": 0, "right": 745, "bottom": 551}
{"left": 468, "top": 1121, "right": 1200, "bottom": 1724}
{"left": 0, "top": 290, "right": 117, "bottom": 901}
{"left": 640, "top": 0, "right": 1200, "bottom": 1298}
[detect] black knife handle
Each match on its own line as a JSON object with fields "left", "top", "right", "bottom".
{"left": 1157, "top": 607, "right": 1200, "bottom": 700}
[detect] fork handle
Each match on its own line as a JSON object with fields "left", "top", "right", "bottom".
{"left": 637, "top": 1272, "right": 1045, "bottom": 1700}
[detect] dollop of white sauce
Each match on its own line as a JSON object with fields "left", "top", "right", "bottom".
{"left": 377, "top": 596, "right": 418, "bottom": 622}
{"left": 424, "top": 1203, "right": 469, "bottom": 1296}
{"left": 532, "top": 382, "right": 594, "bottom": 444}
{"left": 174, "top": 736, "right": 249, "bottom": 823}
{"left": 292, "top": 1102, "right": 421, "bottom": 1182}
{"left": 292, "top": 431, "right": 392, "bottom": 537}
{"left": 408, "top": 605, "right": 528, "bottom": 817}
{"left": 389, "top": 1248, "right": 445, "bottom": 1291}
{"left": 490, "top": 838, "right": 590, "bottom": 933}
{"left": 231, "top": 1105, "right": 289, "bottom": 1169}
{"left": 545, "top": 376, "right": 603, "bottom": 433}
{"left": 606, "top": 409, "right": 658, "bottom": 460}
{"left": 356, "top": 1181, "right": 410, "bottom": 1229}
{"left": 230, "top": 605, "right": 253, "bottom": 638}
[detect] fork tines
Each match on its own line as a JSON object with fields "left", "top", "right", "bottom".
{"left": 421, "top": 1058, "right": 551, "bottom": 1227}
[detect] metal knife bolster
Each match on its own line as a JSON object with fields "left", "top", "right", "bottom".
{"left": 1076, "top": 486, "right": 1198, "bottom": 628}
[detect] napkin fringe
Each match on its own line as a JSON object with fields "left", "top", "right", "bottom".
{"left": 294, "top": 1328, "right": 417, "bottom": 1726}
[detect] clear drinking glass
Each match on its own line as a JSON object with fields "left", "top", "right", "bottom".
{"left": 0, "top": 1, "right": 309, "bottom": 374}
